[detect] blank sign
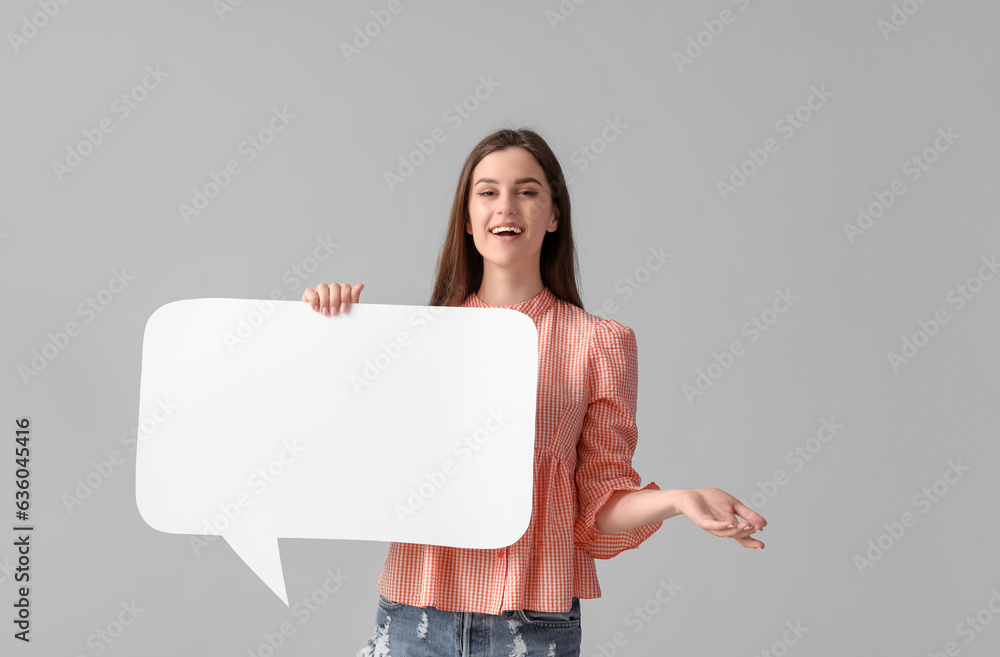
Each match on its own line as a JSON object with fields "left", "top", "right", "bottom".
{"left": 135, "top": 298, "right": 538, "bottom": 604}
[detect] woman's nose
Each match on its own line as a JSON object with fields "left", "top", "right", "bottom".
{"left": 496, "top": 193, "right": 515, "bottom": 214}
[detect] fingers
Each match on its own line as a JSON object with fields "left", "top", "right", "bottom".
{"left": 698, "top": 516, "right": 738, "bottom": 531}
{"left": 300, "top": 286, "right": 317, "bottom": 310}
{"left": 338, "top": 283, "right": 352, "bottom": 314}
{"left": 320, "top": 283, "right": 333, "bottom": 315}
{"left": 720, "top": 521, "right": 765, "bottom": 549}
{"left": 336, "top": 283, "right": 365, "bottom": 312}
{"left": 736, "top": 533, "right": 765, "bottom": 549}
{"left": 701, "top": 515, "right": 763, "bottom": 547}
{"left": 697, "top": 518, "right": 760, "bottom": 548}
{"left": 732, "top": 501, "right": 767, "bottom": 532}
{"left": 301, "top": 283, "right": 365, "bottom": 315}
{"left": 715, "top": 523, "right": 756, "bottom": 536}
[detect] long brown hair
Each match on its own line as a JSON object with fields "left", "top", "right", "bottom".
{"left": 429, "top": 127, "right": 584, "bottom": 309}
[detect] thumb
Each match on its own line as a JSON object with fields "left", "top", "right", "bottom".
{"left": 352, "top": 283, "right": 365, "bottom": 303}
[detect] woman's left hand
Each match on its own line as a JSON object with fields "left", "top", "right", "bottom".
{"left": 675, "top": 488, "right": 767, "bottom": 549}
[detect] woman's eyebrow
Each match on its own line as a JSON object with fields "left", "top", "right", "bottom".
{"left": 473, "top": 177, "right": 543, "bottom": 186}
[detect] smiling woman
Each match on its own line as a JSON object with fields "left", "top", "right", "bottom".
{"left": 301, "top": 126, "right": 767, "bottom": 657}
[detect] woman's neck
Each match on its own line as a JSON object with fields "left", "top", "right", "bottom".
{"left": 476, "top": 270, "right": 545, "bottom": 306}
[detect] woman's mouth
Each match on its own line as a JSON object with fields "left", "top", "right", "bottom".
{"left": 490, "top": 226, "right": 523, "bottom": 242}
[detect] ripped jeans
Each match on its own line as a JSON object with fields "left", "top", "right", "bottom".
{"left": 356, "top": 594, "right": 582, "bottom": 656}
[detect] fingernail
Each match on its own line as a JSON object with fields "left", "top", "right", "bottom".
{"left": 321, "top": 306, "right": 328, "bottom": 315}
{"left": 341, "top": 302, "right": 348, "bottom": 313}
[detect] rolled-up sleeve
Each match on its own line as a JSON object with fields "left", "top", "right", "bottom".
{"left": 574, "top": 319, "right": 662, "bottom": 559}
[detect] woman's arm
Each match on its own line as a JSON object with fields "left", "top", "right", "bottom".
{"left": 595, "top": 487, "right": 767, "bottom": 549}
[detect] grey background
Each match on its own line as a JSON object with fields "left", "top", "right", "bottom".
{"left": 2, "top": 0, "right": 999, "bottom": 655}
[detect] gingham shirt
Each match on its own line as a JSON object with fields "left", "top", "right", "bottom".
{"left": 377, "top": 286, "right": 662, "bottom": 614}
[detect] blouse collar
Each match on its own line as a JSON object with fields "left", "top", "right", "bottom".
{"left": 462, "top": 286, "right": 556, "bottom": 322}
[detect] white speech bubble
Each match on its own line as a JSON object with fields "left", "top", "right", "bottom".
{"left": 135, "top": 298, "right": 537, "bottom": 604}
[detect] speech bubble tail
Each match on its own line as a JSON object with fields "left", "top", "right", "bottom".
{"left": 223, "top": 529, "right": 289, "bottom": 606}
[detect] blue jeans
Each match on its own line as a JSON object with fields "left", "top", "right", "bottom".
{"left": 356, "top": 594, "right": 582, "bottom": 656}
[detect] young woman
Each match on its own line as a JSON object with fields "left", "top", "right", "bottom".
{"left": 302, "top": 128, "right": 767, "bottom": 656}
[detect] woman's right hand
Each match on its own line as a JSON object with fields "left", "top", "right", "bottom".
{"left": 301, "top": 282, "right": 365, "bottom": 316}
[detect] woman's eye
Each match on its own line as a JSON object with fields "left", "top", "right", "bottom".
{"left": 476, "top": 190, "right": 537, "bottom": 196}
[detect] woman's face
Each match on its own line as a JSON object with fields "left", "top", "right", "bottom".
{"left": 465, "top": 147, "right": 559, "bottom": 275}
